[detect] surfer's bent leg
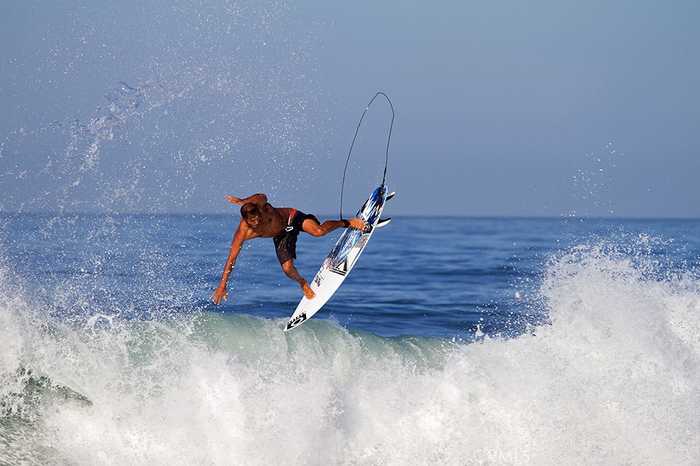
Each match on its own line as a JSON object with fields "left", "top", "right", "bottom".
{"left": 273, "top": 227, "right": 315, "bottom": 298}
{"left": 302, "top": 216, "right": 366, "bottom": 237}
{"left": 280, "top": 260, "right": 315, "bottom": 299}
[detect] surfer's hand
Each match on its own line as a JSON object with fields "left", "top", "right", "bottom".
{"left": 225, "top": 195, "right": 242, "bottom": 205}
{"left": 347, "top": 218, "right": 367, "bottom": 231}
{"left": 211, "top": 285, "right": 228, "bottom": 305}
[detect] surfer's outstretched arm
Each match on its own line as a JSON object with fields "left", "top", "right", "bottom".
{"left": 301, "top": 217, "right": 367, "bottom": 237}
{"left": 225, "top": 193, "right": 267, "bottom": 207}
{"left": 212, "top": 223, "right": 248, "bottom": 305}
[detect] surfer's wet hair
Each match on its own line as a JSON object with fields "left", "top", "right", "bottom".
{"left": 240, "top": 203, "right": 260, "bottom": 219}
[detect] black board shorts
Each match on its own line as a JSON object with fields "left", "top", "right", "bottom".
{"left": 273, "top": 210, "right": 319, "bottom": 264}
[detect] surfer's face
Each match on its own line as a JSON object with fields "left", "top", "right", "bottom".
{"left": 244, "top": 214, "right": 260, "bottom": 227}
{"left": 240, "top": 203, "right": 261, "bottom": 227}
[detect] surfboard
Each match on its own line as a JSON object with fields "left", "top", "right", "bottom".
{"left": 284, "top": 186, "right": 394, "bottom": 331}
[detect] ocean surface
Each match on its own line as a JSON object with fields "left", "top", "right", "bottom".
{"left": 1, "top": 213, "right": 699, "bottom": 465}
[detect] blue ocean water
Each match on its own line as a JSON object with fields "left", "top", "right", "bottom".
{"left": 2, "top": 213, "right": 699, "bottom": 337}
{"left": 1, "top": 213, "right": 699, "bottom": 464}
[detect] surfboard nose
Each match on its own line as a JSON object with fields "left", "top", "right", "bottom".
{"left": 284, "top": 313, "right": 307, "bottom": 331}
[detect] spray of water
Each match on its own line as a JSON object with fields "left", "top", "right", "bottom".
{"left": 0, "top": 239, "right": 698, "bottom": 465}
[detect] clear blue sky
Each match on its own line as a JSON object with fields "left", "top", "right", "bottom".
{"left": 1, "top": 0, "right": 698, "bottom": 217}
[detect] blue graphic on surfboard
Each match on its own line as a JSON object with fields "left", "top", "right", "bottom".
{"left": 284, "top": 186, "right": 394, "bottom": 331}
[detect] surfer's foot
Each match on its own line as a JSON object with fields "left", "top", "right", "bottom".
{"left": 301, "top": 281, "right": 315, "bottom": 299}
{"left": 347, "top": 217, "right": 367, "bottom": 231}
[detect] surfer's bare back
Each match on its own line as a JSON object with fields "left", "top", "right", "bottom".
{"left": 211, "top": 193, "right": 366, "bottom": 305}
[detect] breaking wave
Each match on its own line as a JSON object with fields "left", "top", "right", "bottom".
{"left": 0, "top": 243, "right": 698, "bottom": 465}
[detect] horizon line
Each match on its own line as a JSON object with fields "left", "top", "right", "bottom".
{"left": 1, "top": 210, "right": 699, "bottom": 221}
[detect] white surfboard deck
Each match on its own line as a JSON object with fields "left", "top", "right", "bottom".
{"left": 284, "top": 186, "right": 393, "bottom": 331}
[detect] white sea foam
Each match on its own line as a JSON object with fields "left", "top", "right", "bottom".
{"left": 0, "top": 245, "right": 698, "bottom": 465}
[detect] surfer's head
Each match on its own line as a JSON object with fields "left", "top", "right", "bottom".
{"left": 240, "top": 203, "right": 261, "bottom": 227}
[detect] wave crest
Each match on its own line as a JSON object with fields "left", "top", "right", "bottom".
{"left": 0, "top": 244, "right": 698, "bottom": 465}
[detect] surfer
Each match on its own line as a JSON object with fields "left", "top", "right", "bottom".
{"left": 211, "top": 193, "right": 366, "bottom": 304}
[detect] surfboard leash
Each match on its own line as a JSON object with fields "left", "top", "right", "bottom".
{"left": 339, "top": 92, "right": 395, "bottom": 221}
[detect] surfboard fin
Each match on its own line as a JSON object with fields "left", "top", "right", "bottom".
{"left": 375, "top": 218, "right": 392, "bottom": 228}
{"left": 386, "top": 191, "right": 396, "bottom": 201}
